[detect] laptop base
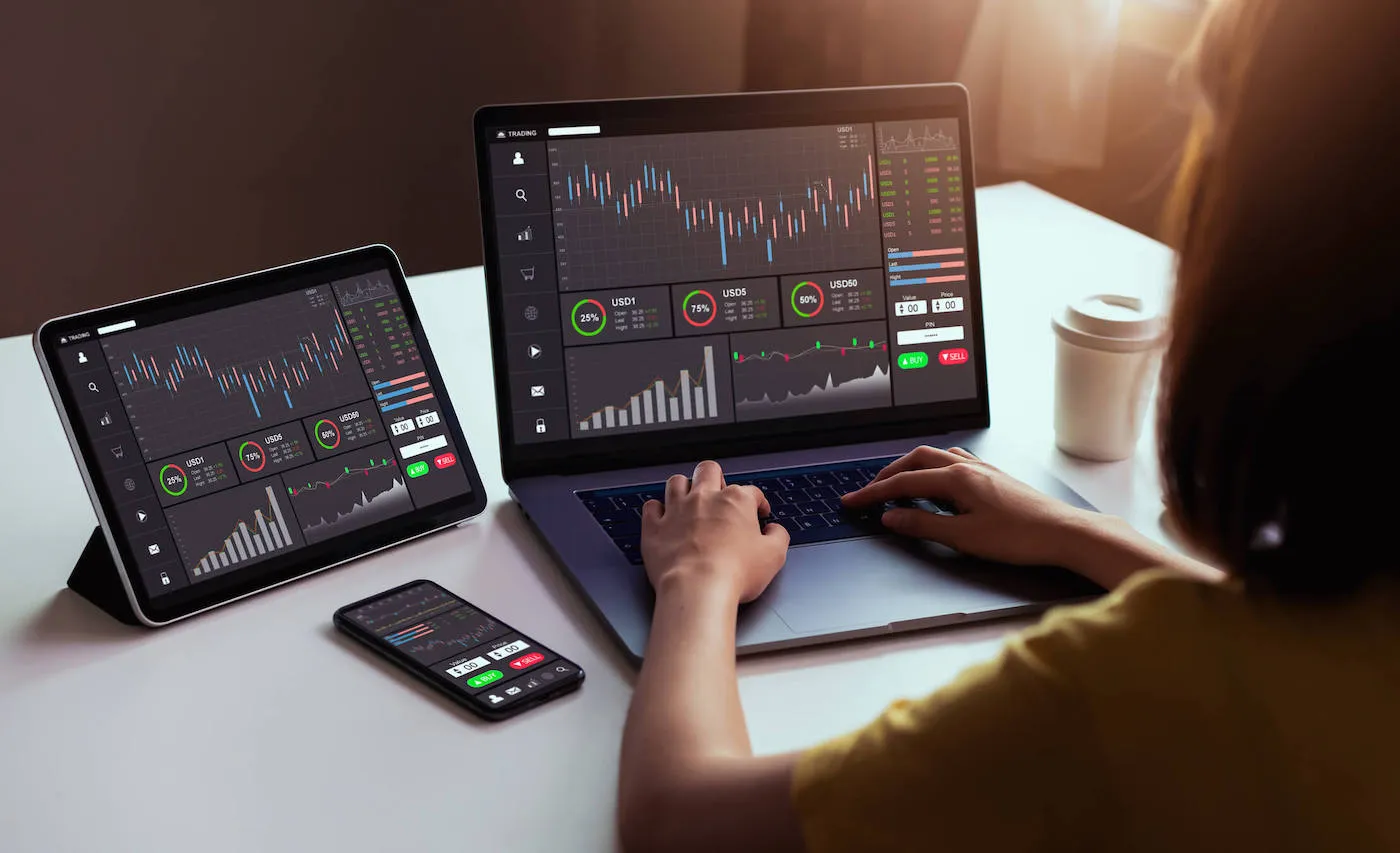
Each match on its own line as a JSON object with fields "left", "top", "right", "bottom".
{"left": 512, "top": 433, "right": 1104, "bottom": 664}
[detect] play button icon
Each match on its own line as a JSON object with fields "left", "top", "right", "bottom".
{"left": 136, "top": 510, "right": 148, "bottom": 523}
{"left": 528, "top": 344, "right": 542, "bottom": 359}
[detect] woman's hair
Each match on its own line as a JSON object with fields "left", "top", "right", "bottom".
{"left": 1161, "top": 0, "right": 1400, "bottom": 594}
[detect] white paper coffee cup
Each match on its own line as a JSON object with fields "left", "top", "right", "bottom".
{"left": 1051, "top": 294, "right": 1166, "bottom": 461}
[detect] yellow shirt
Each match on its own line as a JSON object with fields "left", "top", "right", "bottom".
{"left": 793, "top": 570, "right": 1400, "bottom": 851}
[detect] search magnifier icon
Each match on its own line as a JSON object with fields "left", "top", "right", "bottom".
{"left": 87, "top": 381, "right": 99, "bottom": 392}
{"left": 515, "top": 188, "right": 528, "bottom": 202}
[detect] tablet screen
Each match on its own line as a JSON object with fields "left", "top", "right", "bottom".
{"left": 43, "top": 250, "right": 477, "bottom": 615}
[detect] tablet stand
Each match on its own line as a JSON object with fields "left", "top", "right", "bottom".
{"left": 66, "top": 527, "right": 143, "bottom": 626}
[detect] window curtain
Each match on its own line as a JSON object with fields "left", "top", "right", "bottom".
{"left": 743, "top": 0, "right": 981, "bottom": 92}
{"left": 957, "top": 0, "right": 1125, "bottom": 173}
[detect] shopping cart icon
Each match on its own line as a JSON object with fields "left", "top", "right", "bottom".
{"left": 520, "top": 266, "right": 536, "bottom": 281}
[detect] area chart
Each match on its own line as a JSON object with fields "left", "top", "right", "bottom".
{"left": 730, "top": 321, "right": 893, "bottom": 421}
{"left": 286, "top": 444, "right": 414, "bottom": 543}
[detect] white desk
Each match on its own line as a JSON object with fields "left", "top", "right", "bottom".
{"left": 0, "top": 183, "right": 1175, "bottom": 852}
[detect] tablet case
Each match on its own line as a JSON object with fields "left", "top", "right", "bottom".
{"left": 67, "top": 527, "right": 142, "bottom": 625}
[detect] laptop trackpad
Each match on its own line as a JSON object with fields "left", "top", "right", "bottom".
{"left": 768, "top": 536, "right": 1101, "bottom": 635}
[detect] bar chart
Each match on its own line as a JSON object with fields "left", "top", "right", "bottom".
{"left": 372, "top": 371, "right": 434, "bottom": 413}
{"left": 566, "top": 337, "right": 735, "bottom": 437}
{"left": 886, "top": 247, "right": 967, "bottom": 287}
{"left": 165, "top": 479, "right": 305, "bottom": 582}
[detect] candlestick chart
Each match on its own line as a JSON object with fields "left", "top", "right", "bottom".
{"left": 549, "top": 124, "right": 881, "bottom": 290}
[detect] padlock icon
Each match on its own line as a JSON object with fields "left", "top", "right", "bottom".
{"left": 534, "top": 418, "right": 547, "bottom": 434}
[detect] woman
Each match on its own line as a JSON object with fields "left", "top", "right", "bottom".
{"left": 616, "top": 1, "right": 1400, "bottom": 850}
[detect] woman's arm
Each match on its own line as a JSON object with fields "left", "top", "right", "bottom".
{"left": 842, "top": 446, "right": 1224, "bottom": 590}
{"left": 617, "top": 461, "right": 805, "bottom": 853}
{"left": 616, "top": 449, "right": 1221, "bottom": 852}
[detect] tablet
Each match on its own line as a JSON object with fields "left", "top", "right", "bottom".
{"left": 35, "top": 245, "right": 488, "bottom": 625}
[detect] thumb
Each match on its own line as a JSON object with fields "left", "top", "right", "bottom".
{"left": 762, "top": 521, "right": 791, "bottom": 548}
{"left": 881, "top": 508, "right": 961, "bottom": 547}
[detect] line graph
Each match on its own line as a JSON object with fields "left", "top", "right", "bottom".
{"left": 878, "top": 123, "right": 958, "bottom": 154}
{"left": 549, "top": 124, "right": 882, "bottom": 289}
{"left": 331, "top": 273, "right": 396, "bottom": 307}
{"left": 103, "top": 286, "right": 372, "bottom": 461}
{"left": 287, "top": 454, "right": 396, "bottom": 497}
{"left": 730, "top": 321, "right": 893, "bottom": 421}
{"left": 732, "top": 335, "right": 889, "bottom": 365}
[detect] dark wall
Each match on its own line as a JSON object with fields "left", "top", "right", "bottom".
{"left": 0, "top": 1, "right": 747, "bottom": 335}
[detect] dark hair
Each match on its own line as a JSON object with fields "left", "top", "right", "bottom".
{"left": 1160, "top": 0, "right": 1400, "bottom": 595}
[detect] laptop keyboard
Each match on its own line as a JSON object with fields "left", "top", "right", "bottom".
{"left": 577, "top": 456, "right": 954, "bottom": 565}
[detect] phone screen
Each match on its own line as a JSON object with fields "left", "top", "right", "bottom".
{"left": 338, "top": 580, "right": 582, "bottom": 714}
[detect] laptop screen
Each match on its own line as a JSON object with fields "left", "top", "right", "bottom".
{"left": 478, "top": 87, "right": 986, "bottom": 474}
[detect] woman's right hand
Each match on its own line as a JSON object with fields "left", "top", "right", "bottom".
{"left": 840, "top": 446, "right": 1094, "bottom": 568}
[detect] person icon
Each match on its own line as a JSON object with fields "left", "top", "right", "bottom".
{"left": 513, "top": 151, "right": 525, "bottom": 166}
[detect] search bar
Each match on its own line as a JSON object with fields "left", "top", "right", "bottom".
{"left": 97, "top": 320, "right": 136, "bottom": 335}
{"left": 548, "top": 125, "right": 601, "bottom": 137}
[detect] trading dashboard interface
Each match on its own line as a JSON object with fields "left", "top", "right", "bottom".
{"left": 488, "top": 118, "right": 977, "bottom": 446}
{"left": 343, "top": 582, "right": 578, "bottom": 711}
{"left": 52, "top": 270, "right": 472, "bottom": 599}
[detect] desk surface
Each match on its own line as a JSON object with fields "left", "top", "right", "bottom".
{"left": 0, "top": 183, "right": 1175, "bottom": 852}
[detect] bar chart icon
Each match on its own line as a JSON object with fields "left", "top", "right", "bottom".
{"left": 576, "top": 344, "right": 724, "bottom": 433}
{"left": 191, "top": 484, "right": 297, "bottom": 577}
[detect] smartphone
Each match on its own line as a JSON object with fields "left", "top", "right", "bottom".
{"left": 334, "top": 579, "right": 584, "bottom": 721}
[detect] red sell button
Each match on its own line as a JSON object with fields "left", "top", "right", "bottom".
{"left": 433, "top": 452, "right": 457, "bottom": 469}
{"left": 509, "top": 652, "right": 545, "bottom": 671}
{"left": 938, "top": 348, "right": 969, "bottom": 365}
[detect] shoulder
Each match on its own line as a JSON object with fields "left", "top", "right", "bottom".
{"left": 1006, "top": 569, "right": 1238, "bottom": 687}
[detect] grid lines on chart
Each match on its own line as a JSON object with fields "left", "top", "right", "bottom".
{"left": 548, "top": 124, "right": 882, "bottom": 291}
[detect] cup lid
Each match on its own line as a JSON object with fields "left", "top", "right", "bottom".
{"left": 1052, "top": 294, "right": 1165, "bottom": 352}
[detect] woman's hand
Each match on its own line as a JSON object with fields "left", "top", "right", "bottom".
{"left": 642, "top": 460, "right": 791, "bottom": 602}
{"left": 840, "top": 446, "right": 1092, "bottom": 568}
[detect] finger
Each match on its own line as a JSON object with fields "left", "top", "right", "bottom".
{"left": 733, "top": 484, "right": 771, "bottom": 517}
{"left": 642, "top": 499, "right": 664, "bottom": 523}
{"left": 843, "top": 467, "right": 965, "bottom": 506}
{"left": 881, "top": 507, "right": 961, "bottom": 547}
{"left": 691, "top": 460, "right": 725, "bottom": 492}
{"left": 949, "top": 446, "right": 999, "bottom": 471}
{"left": 870, "top": 445, "right": 965, "bottom": 484}
{"left": 665, "top": 473, "right": 691, "bottom": 504}
{"left": 762, "top": 521, "right": 791, "bottom": 547}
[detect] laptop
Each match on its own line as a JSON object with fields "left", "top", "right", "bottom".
{"left": 473, "top": 85, "right": 1099, "bottom": 662}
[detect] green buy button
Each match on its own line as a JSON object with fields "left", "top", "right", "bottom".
{"left": 406, "top": 460, "right": 430, "bottom": 479}
{"left": 897, "top": 351, "right": 929, "bottom": 369}
{"left": 466, "top": 670, "right": 503, "bottom": 688}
